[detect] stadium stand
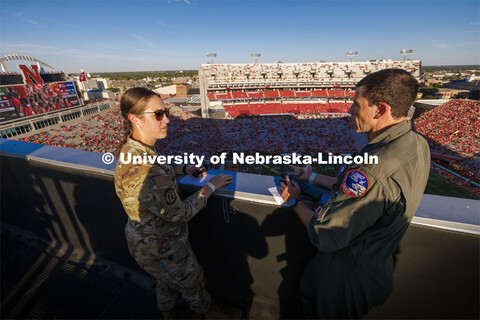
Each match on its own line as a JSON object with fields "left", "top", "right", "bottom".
{"left": 201, "top": 60, "right": 420, "bottom": 117}
{"left": 312, "top": 89, "right": 329, "bottom": 97}
{"left": 17, "top": 98, "right": 479, "bottom": 197}
{"left": 414, "top": 100, "right": 480, "bottom": 176}
{"left": 17, "top": 104, "right": 358, "bottom": 158}
{"left": 231, "top": 91, "right": 248, "bottom": 99}
{"left": 279, "top": 90, "right": 295, "bottom": 98}
{"left": 328, "top": 89, "right": 346, "bottom": 97}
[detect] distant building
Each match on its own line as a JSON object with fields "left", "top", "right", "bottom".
{"left": 154, "top": 85, "right": 176, "bottom": 100}
{"left": 173, "top": 77, "right": 194, "bottom": 85}
{"left": 412, "top": 99, "right": 449, "bottom": 119}
{"left": 445, "top": 75, "right": 480, "bottom": 93}
{"left": 187, "top": 88, "right": 200, "bottom": 96}
{"left": 75, "top": 78, "right": 98, "bottom": 91}
{"left": 96, "top": 78, "right": 111, "bottom": 90}
{"left": 435, "top": 88, "right": 469, "bottom": 99}
{"left": 423, "top": 79, "right": 446, "bottom": 87}
{"left": 87, "top": 89, "right": 115, "bottom": 101}
{"left": 110, "top": 79, "right": 145, "bottom": 90}
{"left": 176, "top": 83, "right": 192, "bottom": 97}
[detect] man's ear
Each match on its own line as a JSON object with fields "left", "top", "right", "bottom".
{"left": 375, "top": 102, "right": 390, "bottom": 119}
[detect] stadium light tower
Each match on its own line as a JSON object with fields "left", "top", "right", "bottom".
{"left": 206, "top": 53, "right": 217, "bottom": 64}
{"left": 251, "top": 53, "right": 261, "bottom": 64}
{"left": 399, "top": 49, "right": 414, "bottom": 61}
{"left": 346, "top": 51, "right": 358, "bottom": 64}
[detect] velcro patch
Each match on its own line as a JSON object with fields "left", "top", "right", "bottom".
{"left": 342, "top": 169, "right": 369, "bottom": 198}
{"left": 156, "top": 175, "right": 174, "bottom": 187}
{"left": 165, "top": 187, "right": 177, "bottom": 205}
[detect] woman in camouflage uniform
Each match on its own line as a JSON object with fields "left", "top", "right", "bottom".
{"left": 114, "top": 87, "right": 232, "bottom": 315}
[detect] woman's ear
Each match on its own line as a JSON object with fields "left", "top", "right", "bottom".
{"left": 128, "top": 113, "right": 140, "bottom": 127}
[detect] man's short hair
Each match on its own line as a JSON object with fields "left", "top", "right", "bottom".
{"left": 356, "top": 69, "right": 420, "bottom": 119}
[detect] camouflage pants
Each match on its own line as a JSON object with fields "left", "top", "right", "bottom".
{"left": 125, "top": 230, "right": 211, "bottom": 313}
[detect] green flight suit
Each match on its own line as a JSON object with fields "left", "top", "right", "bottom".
{"left": 301, "top": 121, "right": 430, "bottom": 318}
{"left": 114, "top": 136, "right": 211, "bottom": 313}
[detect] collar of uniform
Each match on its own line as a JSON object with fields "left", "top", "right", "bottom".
{"left": 362, "top": 121, "right": 411, "bottom": 152}
{"left": 126, "top": 135, "right": 157, "bottom": 156}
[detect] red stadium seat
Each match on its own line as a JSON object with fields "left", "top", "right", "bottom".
{"left": 313, "top": 103, "right": 329, "bottom": 113}
{"left": 247, "top": 91, "right": 264, "bottom": 98}
{"left": 328, "top": 90, "right": 345, "bottom": 97}
{"left": 295, "top": 91, "right": 311, "bottom": 97}
{"left": 264, "top": 90, "right": 280, "bottom": 98}
{"left": 329, "top": 102, "right": 348, "bottom": 113}
{"left": 279, "top": 90, "right": 295, "bottom": 98}
{"left": 312, "top": 90, "right": 328, "bottom": 97}
{"left": 216, "top": 92, "right": 232, "bottom": 100}
{"left": 232, "top": 92, "right": 248, "bottom": 99}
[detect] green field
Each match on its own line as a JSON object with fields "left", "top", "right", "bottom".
{"left": 229, "top": 163, "right": 479, "bottom": 200}
{"left": 424, "top": 171, "right": 479, "bottom": 200}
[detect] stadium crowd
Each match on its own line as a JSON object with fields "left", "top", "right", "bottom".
{"left": 431, "top": 164, "right": 480, "bottom": 196}
{"left": 154, "top": 107, "right": 357, "bottom": 156}
{"left": 5, "top": 83, "right": 76, "bottom": 119}
{"left": 20, "top": 109, "right": 123, "bottom": 153}
{"left": 414, "top": 100, "right": 480, "bottom": 175}
{"left": 17, "top": 99, "right": 479, "bottom": 197}
{"left": 19, "top": 104, "right": 358, "bottom": 157}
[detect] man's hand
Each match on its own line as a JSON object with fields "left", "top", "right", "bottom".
{"left": 289, "top": 164, "right": 312, "bottom": 182}
{"left": 187, "top": 165, "right": 207, "bottom": 177}
{"left": 279, "top": 176, "right": 302, "bottom": 203}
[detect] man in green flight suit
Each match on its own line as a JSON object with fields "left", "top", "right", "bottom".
{"left": 280, "top": 68, "right": 430, "bottom": 318}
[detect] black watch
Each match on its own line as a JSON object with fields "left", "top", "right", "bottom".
{"left": 289, "top": 198, "right": 301, "bottom": 208}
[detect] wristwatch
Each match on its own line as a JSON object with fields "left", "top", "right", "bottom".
{"left": 289, "top": 198, "right": 301, "bottom": 208}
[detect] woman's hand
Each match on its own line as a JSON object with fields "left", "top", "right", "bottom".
{"left": 208, "top": 174, "right": 233, "bottom": 189}
{"left": 289, "top": 164, "right": 312, "bottom": 182}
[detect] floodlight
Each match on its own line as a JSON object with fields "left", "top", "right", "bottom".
{"left": 206, "top": 53, "right": 217, "bottom": 64}
{"left": 346, "top": 51, "right": 359, "bottom": 63}
{"left": 399, "top": 49, "right": 414, "bottom": 61}
{"left": 251, "top": 53, "right": 261, "bottom": 64}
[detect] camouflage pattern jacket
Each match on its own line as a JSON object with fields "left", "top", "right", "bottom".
{"left": 114, "top": 136, "right": 207, "bottom": 259}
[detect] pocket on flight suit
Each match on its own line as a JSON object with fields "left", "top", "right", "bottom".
{"left": 125, "top": 227, "right": 160, "bottom": 263}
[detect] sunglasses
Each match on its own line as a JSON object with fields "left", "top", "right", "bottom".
{"left": 136, "top": 108, "right": 170, "bottom": 121}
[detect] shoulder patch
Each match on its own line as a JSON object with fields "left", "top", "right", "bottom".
{"left": 342, "top": 169, "right": 369, "bottom": 198}
{"left": 165, "top": 187, "right": 177, "bottom": 205}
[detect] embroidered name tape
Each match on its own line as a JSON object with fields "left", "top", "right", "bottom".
{"left": 342, "top": 169, "right": 369, "bottom": 198}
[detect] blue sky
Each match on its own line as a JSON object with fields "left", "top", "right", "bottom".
{"left": 1, "top": 0, "right": 479, "bottom": 72}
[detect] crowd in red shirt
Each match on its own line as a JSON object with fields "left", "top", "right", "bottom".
{"left": 18, "top": 99, "right": 479, "bottom": 198}
{"left": 19, "top": 105, "right": 358, "bottom": 157}
{"left": 20, "top": 109, "right": 123, "bottom": 153}
{"left": 414, "top": 100, "right": 480, "bottom": 175}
